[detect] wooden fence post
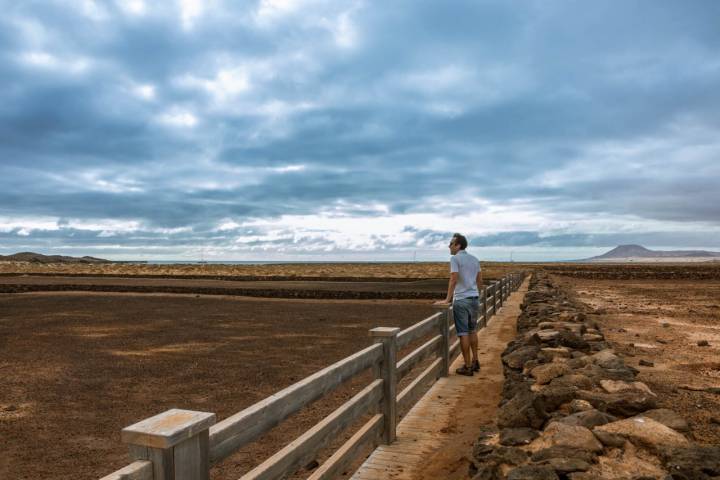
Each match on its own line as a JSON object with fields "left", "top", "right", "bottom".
{"left": 479, "top": 287, "right": 487, "bottom": 329}
{"left": 369, "top": 327, "right": 400, "bottom": 444}
{"left": 122, "top": 409, "right": 215, "bottom": 480}
{"left": 498, "top": 280, "right": 504, "bottom": 309}
{"left": 432, "top": 306, "right": 451, "bottom": 377}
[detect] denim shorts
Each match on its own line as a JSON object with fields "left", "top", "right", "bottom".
{"left": 453, "top": 296, "right": 479, "bottom": 336}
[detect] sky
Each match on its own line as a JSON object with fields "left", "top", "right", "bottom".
{"left": 1, "top": 0, "right": 719, "bottom": 261}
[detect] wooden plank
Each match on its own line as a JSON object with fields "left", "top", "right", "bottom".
{"left": 98, "top": 460, "right": 153, "bottom": 480}
{"left": 371, "top": 327, "right": 399, "bottom": 444}
{"left": 173, "top": 430, "right": 209, "bottom": 480}
{"left": 396, "top": 312, "right": 442, "bottom": 348}
{"left": 240, "top": 379, "right": 383, "bottom": 480}
{"left": 396, "top": 334, "right": 441, "bottom": 382}
{"left": 449, "top": 338, "right": 460, "bottom": 359}
{"left": 122, "top": 409, "right": 216, "bottom": 449}
{"left": 306, "top": 414, "right": 383, "bottom": 480}
{"left": 396, "top": 358, "right": 443, "bottom": 418}
{"left": 209, "top": 342, "right": 382, "bottom": 464}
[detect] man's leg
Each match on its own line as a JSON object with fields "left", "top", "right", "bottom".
{"left": 470, "top": 332, "right": 479, "bottom": 365}
{"left": 459, "top": 334, "right": 472, "bottom": 367}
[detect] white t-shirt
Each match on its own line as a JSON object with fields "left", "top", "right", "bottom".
{"left": 450, "top": 250, "right": 480, "bottom": 299}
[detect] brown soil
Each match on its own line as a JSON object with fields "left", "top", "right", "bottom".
{"left": 0, "top": 261, "right": 520, "bottom": 280}
{"left": 553, "top": 274, "right": 720, "bottom": 445}
{"left": 0, "top": 292, "right": 437, "bottom": 480}
{"left": 543, "top": 263, "right": 720, "bottom": 280}
{"left": 0, "top": 275, "right": 450, "bottom": 299}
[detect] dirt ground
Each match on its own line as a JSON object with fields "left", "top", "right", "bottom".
{"left": 0, "top": 275, "right": 449, "bottom": 299}
{"left": 0, "top": 292, "right": 438, "bottom": 480}
{"left": 0, "top": 261, "right": 520, "bottom": 280}
{"left": 554, "top": 275, "right": 720, "bottom": 445}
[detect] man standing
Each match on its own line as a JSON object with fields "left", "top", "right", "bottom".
{"left": 434, "top": 233, "right": 482, "bottom": 376}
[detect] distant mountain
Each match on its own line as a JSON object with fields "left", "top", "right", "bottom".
{"left": 0, "top": 251, "right": 111, "bottom": 263}
{"left": 588, "top": 244, "right": 720, "bottom": 261}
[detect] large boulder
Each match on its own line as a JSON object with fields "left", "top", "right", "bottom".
{"left": 557, "top": 409, "right": 617, "bottom": 429}
{"left": 590, "top": 350, "right": 624, "bottom": 369}
{"left": 531, "top": 363, "right": 572, "bottom": 385}
{"left": 530, "top": 422, "right": 604, "bottom": 453}
{"left": 549, "top": 373, "right": 594, "bottom": 390}
{"left": 640, "top": 408, "right": 689, "bottom": 433}
{"left": 507, "top": 465, "right": 559, "bottom": 480}
{"left": 531, "top": 445, "right": 597, "bottom": 463}
{"left": 503, "top": 345, "right": 541, "bottom": 370}
{"left": 661, "top": 446, "right": 720, "bottom": 478}
{"left": 593, "top": 416, "right": 689, "bottom": 453}
{"left": 576, "top": 389, "right": 657, "bottom": 416}
{"left": 499, "top": 428, "right": 540, "bottom": 446}
{"left": 537, "top": 385, "right": 577, "bottom": 411}
{"left": 497, "top": 389, "right": 548, "bottom": 429}
{"left": 600, "top": 379, "right": 655, "bottom": 396}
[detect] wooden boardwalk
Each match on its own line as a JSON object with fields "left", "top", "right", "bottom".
{"left": 351, "top": 280, "right": 529, "bottom": 480}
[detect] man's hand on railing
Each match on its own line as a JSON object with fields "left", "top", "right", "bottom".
{"left": 432, "top": 300, "right": 451, "bottom": 306}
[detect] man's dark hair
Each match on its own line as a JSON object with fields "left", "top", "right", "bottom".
{"left": 452, "top": 233, "right": 468, "bottom": 250}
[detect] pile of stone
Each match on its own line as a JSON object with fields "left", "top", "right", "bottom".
{"left": 469, "top": 273, "right": 719, "bottom": 480}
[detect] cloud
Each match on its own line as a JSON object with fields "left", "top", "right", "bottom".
{"left": 1, "top": 1, "right": 719, "bottom": 259}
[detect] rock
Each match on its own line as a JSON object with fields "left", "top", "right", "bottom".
{"left": 640, "top": 409, "right": 689, "bottom": 433}
{"left": 639, "top": 359, "right": 654, "bottom": 367}
{"left": 570, "top": 399, "right": 594, "bottom": 413}
{"left": 497, "top": 389, "right": 548, "bottom": 429}
{"left": 618, "top": 327, "right": 627, "bottom": 332}
{"left": 558, "top": 330, "right": 590, "bottom": 350}
{"left": 592, "top": 430, "right": 626, "bottom": 448}
{"left": 531, "top": 445, "right": 597, "bottom": 463}
{"left": 499, "top": 428, "right": 539, "bottom": 446}
{"left": 662, "top": 446, "right": 720, "bottom": 478}
{"left": 662, "top": 323, "right": 669, "bottom": 328}
{"left": 503, "top": 345, "right": 541, "bottom": 370}
{"left": 487, "top": 446, "right": 528, "bottom": 466}
{"left": 540, "top": 347, "right": 572, "bottom": 361}
{"left": 594, "top": 417, "right": 689, "bottom": 453}
{"left": 537, "top": 386, "right": 577, "bottom": 411}
{"left": 600, "top": 379, "right": 656, "bottom": 396}
{"left": 557, "top": 409, "right": 617, "bottom": 429}
{"left": 697, "top": 340, "right": 710, "bottom": 347}
{"left": 507, "top": 465, "right": 559, "bottom": 480}
{"left": 472, "top": 442, "right": 495, "bottom": 460}
{"left": 577, "top": 390, "right": 657, "bottom": 416}
{"left": 531, "top": 363, "right": 572, "bottom": 385}
{"left": 591, "top": 350, "right": 624, "bottom": 369}
{"left": 470, "top": 463, "right": 501, "bottom": 480}
{"left": 535, "top": 330, "right": 561, "bottom": 342}
{"left": 540, "top": 457, "right": 591, "bottom": 473}
{"left": 583, "top": 334, "right": 604, "bottom": 342}
{"left": 530, "top": 422, "right": 603, "bottom": 453}
{"left": 549, "top": 374, "right": 594, "bottom": 390}
{"left": 581, "top": 364, "right": 638, "bottom": 383}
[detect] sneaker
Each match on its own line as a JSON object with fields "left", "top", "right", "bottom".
{"left": 472, "top": 360, "right": 480, "bottom": 372}
{"left": 455, "top": 365, "right": 474, "bottom": 376}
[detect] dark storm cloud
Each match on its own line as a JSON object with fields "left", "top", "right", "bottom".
{"left": 1, "top": 0, "right": 719, "bottom": 256}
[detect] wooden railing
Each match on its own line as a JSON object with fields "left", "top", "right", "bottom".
{"left": 100, "top": 272, "right": 525, "bottom": 480}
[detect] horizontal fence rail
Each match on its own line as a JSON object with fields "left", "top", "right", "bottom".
{"left": 100, "top": 272, "right": 526, "bottom": 480}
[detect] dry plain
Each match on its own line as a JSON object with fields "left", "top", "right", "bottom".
{"left": 2, "top": 262, "right": 719, "bottom": 479}
{"left": 1, "top": 262, "right": 518, "bottom": 479}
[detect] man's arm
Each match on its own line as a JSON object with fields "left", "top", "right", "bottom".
{"left": 434, "top": 272, "right": 458, "bottom": 305}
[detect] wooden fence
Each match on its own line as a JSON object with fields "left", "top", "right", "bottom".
{"left": 100, "top": 272, "right": 525, "bottom": 480}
